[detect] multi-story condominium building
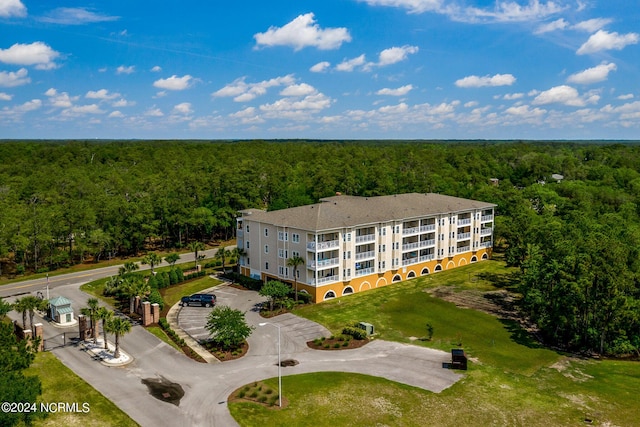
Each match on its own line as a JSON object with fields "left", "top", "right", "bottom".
{"left": 236, "top": 193, "right": 496, "bottom": 303}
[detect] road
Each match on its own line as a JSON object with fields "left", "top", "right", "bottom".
{"left": 0, "top": 248, "right": 227, "bottom": 299}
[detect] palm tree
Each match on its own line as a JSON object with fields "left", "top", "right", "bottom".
{"left": 214, "top": 248, "right": 232, "bottom": 273}
{"left": 231, "top": 247, "right": 246, "bottom": 273}
{"left": 21, "top": 295, "right": 46, "bottom": 335}
{"left": 105, "top": 316, "right": 131, "bottom": 359}
{"left": 122, "top": 275, "right": 150, "bottom": 315}
{"left": 189, "top": 241, "right": 206, "bottom": 269}
{"left": 141, "top": 252, "right": 162, "bottom": 275}
{"left": 0, "top": 297, "right": 11, "bottom": 319}
{"left": 13, "top": 297, "right": 29, "bottom": 330}
{"left": 118, "top": 261, "right": 139, "bottom": 277}
{"left": 97, "top": 307, "right": 114, "bottom": 349}
{"left": 165, "top": 252, "right": 180, "bottom": 267}
{"left": 287, "top": 255, "right": 305, "bottom": 302}
{"left": 80, "top": 298, "right": 100, "bottom": 344}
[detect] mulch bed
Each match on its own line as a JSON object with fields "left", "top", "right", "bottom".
{"left": 307, "top": 337, "right": 369, "bottom": 350}
{"left": 203, "top": 340, "right": 249, "bottom": 361}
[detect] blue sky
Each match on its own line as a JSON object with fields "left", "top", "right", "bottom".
{"left": 1, "top": 1, "right": 639, "bottom": 139}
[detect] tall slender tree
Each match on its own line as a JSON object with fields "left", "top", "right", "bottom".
{"left": 105, "top": 316, "right": 131, "bottom": 359}
{"left": 287, "top": 255, "right": 305, "bottom": 302}
{"left": 80, "top": 298, "right": 100, "bottom": 344}
{"left": 141, "top": 252, "right": 162, "bottom": 275}
{"left": 189, "top": 241, "right": 206, "bottom": 269}
{"left": 215, "top": 247, "right": 232, "bottom": 273}
{"left": 96, "top": 307, "right": 114, "bottom": 349}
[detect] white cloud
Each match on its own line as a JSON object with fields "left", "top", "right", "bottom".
{"left": 116, "top": 65, "right": 135, "bottom": 74}
{"left": 464, "top": 101, "right": 478, "bottom": 107}
{"left": 260, "top": 93, "right": 332, "bottom": 113}
{"left": 63, "top": 104, "right": 104, "bottom": 115}
{"left": 358, "top": 0, "right": 443, "bottom": 14}
{"left": 86, "top": 89, "right": 120, "bottom": 100}
{"left": 45, "top": 88, "right": 78, "bottom": 108}
{"left": 15, "top": 99, "right": 42, "bottom": 112}
{"left": 108, "top": 111, "right": 124, "bottom": 118}
{"left": 0, "top": 68, "right": 30, "bottom": 87}
{"left": 377, "top": 45, "right": 419, "bottom": 66}
{"left": 532, "top": 85, "right": 599, "bottom": 106}
{"left": 534, "top": 18, "right": 568, "bottom": 34}
{"left": 0, "top": 92, "right": 12, "bottom": 101}
{"left": 336, "top": 54, "right": 366, "bottom": 72}
{"left": 455, "top": 73, "right": 516, "bottom": 88}
{"left": 505, "top": 105, "right": 546, "bottom": 116}
{"left": 0, "top": 0, "right": 26, "bottom": 18}
{"left": 573, "top": 18, "right": 613, "bottom": 33}
{"left": 503, "top": 92, "right": 524, "bottom": 100}
{"left": 567, "top": 62, "right": 616, "bottom": 85}
{"left": 280, "top": 83, "right": 317, "bottom": 97}
{"left": 39, "top": 7, "right": 119, "bottom": 25}
{"left": 376, "top": 84, "right": 414, "bottom": 96}
{"left": 153, "top": 75, "right": 193, "bottom": 91}
{"left": 112, "top": 98, "right": 135, "bottom": 107}
{"left": 577, "top": 30, "right": 639, "bottom": 55}
{"left": 310, "top": 61, "right": 331, "bottom": 73}
{"left": 0, "top": 42, "right": 60, "bottom": 70}
{"left": 145, "top": 108, "right": 164, "bottom": 117}
{"left": 151, "top": 66, "right": 162, "bottom": 72}
{"left": 172, "top": 102, "right": 193, "bottom": 114}
{"left": 617, "top": 94, "right": 634, "bottom": 100}
{"left": 254, "top": 13, "right": 351, "bottom": 51}
{"left": 213, "top": 75, "right": 295, "bottom": 101}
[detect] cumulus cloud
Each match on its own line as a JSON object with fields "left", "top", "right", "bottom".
{"left": 153, "top": 75, "right": 193, "bottom": 91}
{"left": 376, "top": 84, "right": 414, "bottom": 96}
{"left": 0, "top": 68, "right": 30, "bottom": 87}
{"left": 0, "top": 42, "right": 60, "bottom": 70}
{"left": 145, "top": 108, "right": 164, "bottom": 117}
{"left": 280, "top": 83, "right": 317, "bottom": 97}
{"left": 0, "top": 0, "right": 26, "bottom": 17}
{"left": 532, "top": 85, "right": 599, "bottom": 106}
{"left": 62, "top": 104, "right": 104, "bottom": 115}
{"left": 577, "top": 30, "right": 639, "bottom": 55}
{"left": 617, "top": 94, "right": 634, "bottom": 100}
{"left": 108, "top": 111, "right": 124, "bottom": 118}
{"left": 86, "top": 89, "right": 120, "bottom": 100}
{"left": 455, "top": 73, "right": 516, "bottom": 88}
{"left": 260, "top": 93, "right": 332, "bottom": 112}
{"left": 573, "top": 18, "right": 613, "bottom": 33}
{"left": 14, "top": 99, "right": 42, "bottom": 112}
{"left": 377, "top": 45, "right": 419, "bottom": 66}
{"left": 336, "top": 54, "right": 366, "bottom": 72}
{"left": 172, "top": 102, "right": 193, "bottom": 115}
{"left": 39, "top": 7, "right": 119, "bottom": 25}
{"left": 567, "top": 62, "right": 616, "bottom": 85}
{"left": 534, "top": 18, "right": 568, "bottom": 34}
{"left": 254, "top": 13, "right": 351, "bottom": 50}
{"left": 503, "top": 92, "right": 524, "bottom": 100}
{"left": 45, "top": 88, "right": 78, "bottom": 108}
{"left": 112, "top": 98, "right": 135, "bottom": 107}
{"left": 0, "top": 92, "right": 12, "bottom": 101}
{"left": 310, "top": 61, "right": 331, "bottom": 73}
{"left": 212, "top": 75, "right": 295, "bottom": 102}
{"left": 505, "top": 105, "right": 546, "bottom": 116}
{"left": 116, "top": 65, "right": 135, "bottom": 74}
{"left": 151, "top": 65, "right": 162, "bottom": 72}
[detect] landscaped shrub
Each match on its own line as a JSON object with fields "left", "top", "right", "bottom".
{"left": 175, "top": 267, "right": 184, "bottom": 282}
{"left": 342, "top": 326, "right": 368, "bottom": 340}
{"left": 146, "top": 289, "right": 164, "bottom": 310}
{"left": 222, "top": 272, "right": 263, "bottom": 291}
{"left": 169, "top": 269, "right": 178, "bottom": 285}
{"left": 148, "top": 274, "right": 158, "bottom": 289}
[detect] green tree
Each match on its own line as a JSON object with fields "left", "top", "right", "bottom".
{"left": 13, "top": 297, "right": 29, "bottom": 330}
{"left": 104, "top": 316, "right": 131, "bottom": 359}
{"left": 0, "top": 297, "right": 11, "bottom": 319}
{"left": 165, "top": 252, "right": 180, "bottom": 267}
{"left": 96, "top": 307, "right": 114, "bottom": 350}
{"left": 215, "top": 247, "right": 231, "bottom": 273}
{"left": 259, "top": 280, "right": 291, "bottom": 311}
{"left": 231, "top": 247, "right": 246, "bottom": 272}
{"left": 286, "top": 255, "right": 305, "bottom": 302}
{"left": 189, "top": 241, "right": 206, "bottom": 269}
{"left": 18, "top": 295, "right": 47, "bottom": 336}
{"left": 205, "top": 305, "right": 253, "bottom": 350}
{"left": 80, "top": 298, "right": 100, "bottom": 344}
{"left": 121, "top": 275, "right": 150, "bottom": 314}
{"left": 118, "top": 261, "right": 139, "bottom": 277}
{"left": 141, "top": 252, "right": 162, "bottom": 275}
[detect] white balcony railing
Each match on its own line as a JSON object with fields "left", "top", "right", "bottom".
{"left": 236, "top": 230, "right": 244, "bottom": 238}
{"left": 355, "top": 251, "right": 375, "bottom": 261}
{"left": 307, "top": 240, "right": 340, "bottom": 251}
{"left": 402, "top": 254, "right": 434, "bottom": 266}
{"left": 481, "top": 228, "right": 493, "bottom": 236}
{"left": 402, "top": 242, "right": 420, "bottom": 251}
{"left": 355, "top": 234, "right": 376, "bottom": 244}
{"left": 402, "top": 226, "right": 420, "bottom": 235}
{"left": 308, "top": 258, "right": 339, "bottom": 269}
{"left": 315, "top": 275, "right": 339, "bottom": 285}
{"left": 457, "top": 218, "right": 471, "bottom": 226}
{"left": 480, "top": 241, "right": 493, "bottom": 248}
{"left": 355, "top": 267, "right": 375, "bottom": 277}
{"left": 420, "top": 239, "right": 436, "bottom": 248}
{"left": 481, "top": 215, "right": 493, "bottom": 222}
{"left": 457, "top": 232, "right": 471, "bottom": 240}
{"left": 420, "top": 224, "right": 436, "bottom": 232}
{"left": 456, "top": 246, "right": 471, "bottom": 253}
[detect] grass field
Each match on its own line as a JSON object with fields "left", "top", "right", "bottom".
{"left": 25, "top": 352, "right": 138, "bottom": 427}
{"left": 229, "top": 259, "right": 640, "bottom": 426}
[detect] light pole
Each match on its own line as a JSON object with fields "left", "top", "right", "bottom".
{"left": 258, "top": 322, "right": 282, "bottom": 407}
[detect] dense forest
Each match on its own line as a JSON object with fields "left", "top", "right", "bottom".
{"left": 1, "top": 140, "right": 639, "bottom": 356}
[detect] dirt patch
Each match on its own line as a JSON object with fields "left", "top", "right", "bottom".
{"left": 426, "top": 287, "right": 518, "bottom": 319}
{"left": 307, "top": 337, "right": 369, "bottom": 350}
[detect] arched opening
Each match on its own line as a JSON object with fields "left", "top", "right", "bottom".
{"left": 458, "top": 258, "right": 468, "bottom": 267}
{"left": 482, "top": 253, "right": 488, "bottom": 260}
{"left": 421, "top": 267, "right": 430, "bottom": 275}
{"left": 434, "top": 264, "right": 442, "bottom": 272}
{"left": 342, "top": 286, "right": 354, "bottom": 296}
{"left": 376, "top": 277, "right": 388, "bottom": 288}
{"left": 446, "top": 261, "right": 455, "bottom": 270}
{"left": 392, "top": 274, "right": 402, "bottom": 283}
{"left": 323, "top": 290, "right": 336, "bottom": 301}
{"left": 470, "top": 255, "right": 478, "bottom": 263}
{"left": 359, "top": 282, "right": 371, "bottom": 291}
{"left": 407, "top": 271, "right": 416, "bottom": 279}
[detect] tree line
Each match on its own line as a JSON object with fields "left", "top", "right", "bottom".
{"left": 1, "top": 139, "right": 640, "bottom": 355}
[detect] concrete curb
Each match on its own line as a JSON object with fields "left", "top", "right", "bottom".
{"left": 166, "top": 301, "right": 220, "bottom": 364}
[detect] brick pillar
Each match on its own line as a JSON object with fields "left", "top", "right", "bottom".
{"left": 78, "top": 314, "right": 89, "bottom": 341}
{"left": 134, "top": 296, "right": 141, "bottom": 314}
{"left": 34, "top": 323, "right": 44, "bottom": 352}
{"left": 151, "top": 303, "right": 160, "bottom": 324}
{"left": 141, "top": 301, "right": 152, "bottom": 326}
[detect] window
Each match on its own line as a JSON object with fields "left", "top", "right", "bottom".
{"left": 278, "top": 231, "right": 284, "bottom": 241}
{"left": 246, "top": 225, "right": 250, "bottom": 232}
{"left": 292, "top": 233, "right": 300, "bottom": 243}
{"left": 247, "top": 258, "right": 250, "bottom": 265}
{"left": 296, "top": 270, "right": 300, "bottom": 278}
{"left": 343, "top": 233, "right": 352, "bottom": 242}
{"left": 264, "top": 245, "right": 269, "bottom": 254}
{"left": 292, "top": 251, "right": 300, "bottom": 258}
{"left": 285, "top": 232, "right": 288, "bottom": 241}
{"left": 278, "top": 248, "right": 284, "bottom": 258}
{"left": 246, "top": 241, "right": 250, "bottom": 249}
{"left": 379, "top": 244, "right": 386, "bottom": 252}
{"left": 264, "top": 228, "right": 268, "bottom": 237}
{"left": 265, "top": 262, "right": 269, "bottom": 269}
{"left": 343, "top": 251, "right": 351, "bottom": 260}
{"left": 279, "top": 266, "right": 284, "bottom": 275}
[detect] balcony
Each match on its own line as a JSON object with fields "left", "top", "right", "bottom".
{"left": 457, "top": 232, "right": 471, "bottom": 240}
{"left": 419, "top": 224, "right": 436, "bottom": 232}
{"left": 480, "top": 241, "right": 493, "bottom": 248}
{"left": 355, "top": 267, "right": 375, "bottom": 277}
{"left": 402, "top": 254, "right": 435, "bottom": 266}
{"left": 402, "top": 242, "right": 420, "bottom": 251}
{"left": 308, "top": 258, "right": 339, "bottom": 270}
{"left": 457, "top": 218, "right": 471, "bottom": 226}
{"left": 355, "top": 234, "right": 376, "bottom": 244}
{"left": 355, "top": 251, "right": 375, "bottom": 261}
{"left": 307, "top": 240, "right": 340, "bottom": 251}
{"left": 402, "top": 226, "right": 420, "bottom": 235}
{"left": 236, "top": 229, "right": 244, "bottom": 238}
{"left": 481, "top": 228, "right": 493, "bottom": 236}
{"left": 315, "top": 275, "right": 339, "bottom": 285}
{"left": 481, "top": 215, "right": 493, "bottom": 222}
{"left": 420, "top": 239, "right": 436, "bottom": 248}
{"left": 456, "top": 246, "right": 471, "bottom": 253}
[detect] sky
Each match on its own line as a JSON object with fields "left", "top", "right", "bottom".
{"left": 0, "top": 0, "right": 639, "bottom": 140}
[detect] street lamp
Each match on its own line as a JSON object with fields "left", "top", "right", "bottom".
{"left": 258, "top": 322, "right": 282, "bottom": 407}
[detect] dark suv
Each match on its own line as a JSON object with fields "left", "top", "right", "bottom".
{"left": 180, "top": 293, "right": 216, "bottom": 307}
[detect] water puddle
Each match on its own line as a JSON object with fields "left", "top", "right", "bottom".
{"left": 141, "top": 377, "right": 185, "bottom": 406}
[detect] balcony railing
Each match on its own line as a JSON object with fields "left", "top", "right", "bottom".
{"left": 457, "top": 232, "right": 471, "bottom": 240}
{"left": 420, "top": 224, "right": 436, "bottom": 232}
{"left": 481, "top": 215, "right": 493, "bottom": 222}
{"left": 355, "top": 251, "right": 375, "bottom": 261}
{"left": 355, "top": 234, "right": 376, "bottom": 244}
{"left": 457, "top": 218, "right": 471, "bottom": 225}
{"left": 315, "top": 275, "right": 339, "bottom": 285}
{"left": 236, "top": 230, "right": 244, "bottom": 238}
{"left": 355, "top": 267, "right": 375, "bottom": 277}
{"left": 402, "top": 254, "right": 434, "bottom": 266}
{"left": 402, "top": 226, "right": 420, "bottom": 235}
{"left": 480, "top": 241, "right": 493, "bottom": 248}
{"left": 308, "top": 258, "right": 339, "bottom": 269}
{"left": 481, "top": 228, "right": 493, "bottom": 236}
{"left": 402, "top": 242, "right": 420, "bottom": 251}
{"left": 307, "top": 240, "right": 340, "bottom": 251}
{"left": 456, "top": 246, "right": 471, "bottom": 253}
{"left": 420, "top": 239, "right": 436, "bottom": 248}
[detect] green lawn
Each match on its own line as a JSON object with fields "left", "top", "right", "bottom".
{"left": 229, "top": 259, "right": 640, "bottom": 426}
{"left": 25, "top": 352, "right": 139, "bottom": 427}
{"left": 159, "top": 275, "right": 222, "bottom": 313}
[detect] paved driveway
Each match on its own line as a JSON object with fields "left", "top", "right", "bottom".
{"left": 7, "top": 282, "right": 462, "bottom": 426}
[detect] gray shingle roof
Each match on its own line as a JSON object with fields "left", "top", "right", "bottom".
{"left": 240, "top": 193, "right": 495, "bottom": 232}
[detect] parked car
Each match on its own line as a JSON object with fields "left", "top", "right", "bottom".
{"left": 180, "top": 293, "right": 216, "bottom": 307}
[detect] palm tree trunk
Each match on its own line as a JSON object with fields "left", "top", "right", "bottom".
{"left": 102, "top": 320, "right": 108, "bottom": 349}
{"left": 114, "top": 334, "right": 120, "bottom": 359}
{"left": 94, "top": 318, "right": 99, "bottom": 344}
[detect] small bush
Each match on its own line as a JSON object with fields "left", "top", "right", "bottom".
{"left": 324, "top": 344, "right": 330, "bottom": 349}
{"left": 265, "top": 389, "right": 273, "bottom": 395}
{"left": 238, "top": 391, "right": 246, "bottom": 398}
{"left": 333, "top": 343, "right": 341, "bottom": 348}
{"left": 250, "top": 391, "right": 258, "bottom": 398}
{"left": 342, "top": 341, "right": 349, "bottom": 347}
{"left": 258, "top": 395, "right": 267, "bottom": 403}
{"left": 342, "top": 326, "right": 367, "bottom": 340}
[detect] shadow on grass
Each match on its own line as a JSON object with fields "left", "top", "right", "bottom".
{"left": 477, "top": 271, "right": 520, "bottom": 290}
{"left": 499, "top": 318, "right": 545, "bottom": 349}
